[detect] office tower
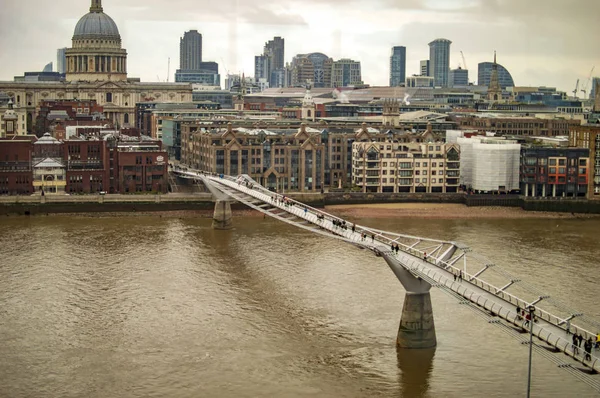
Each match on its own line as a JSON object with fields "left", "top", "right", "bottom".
{"left": 290, "top": 53, "right": 332, "bottom": 88}
{"left": 255, "top": 37, "right": 285, "bottom": 87}
{"left": 420, "top": 60, "right": 430, "bottom": 76}
{"left": 255, "top": 55, "right": 269, "bottom": 82}
{"left": 449, "top": 67, "right": 468, "bottom": 87}
{"left": 180, "top": 30, "right": 202, "bottom": 70}
{"left": 478, "top": 62, "right": 515, "bottom": 88}
{"left": 264, "top": 37, "right": 285, "bottom": 71}
{"left": 57, "top": 48, "right": 67, "bottom": 74}
{"left": 331, "top": 59, "right": 362, "bottom": 88}
{"left": 428, "top": 38, "right": 451, "bottom": 87}
{"left": 389, "top": 46, "right": 406, "bottom": 87}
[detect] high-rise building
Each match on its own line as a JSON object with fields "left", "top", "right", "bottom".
{"left": 264, "top": 37, "right": 285, "bottom": 71}
{"left": 332, "top": 59, "right": 362, "bottom": 88}
{"left": 176, "top": 31, "right": 220, "bottom": 85}
{"left": 420, "top": 60, "right": 430, "bottom": 76}
{"left": 180, "top": 30, "right": 202, "bottom": 70}
{"left": 254, "top": 55, "right": 269, "bottom": 82}
{"left": 449, "top": 67, "right": 468, "bottom": 88}
{"left": 57, "top": 48, "right": 67, "bottom": 74}
{"left": 254, "top": 37, "right": 285, "bottom": 87}
{"left": 428, "top": 38, "right": 452, "bottom": 87}
{"left": 478, "top": 62, "right": 515, "bottom": 88}
{"left": 389, "top": 46, "right": 406, "bottom": 87}
{"left": 290, "top": 53, "right": 332, "bottom": 88}
{"left": 590, "top": 77, "right": 600, "bottom": 101}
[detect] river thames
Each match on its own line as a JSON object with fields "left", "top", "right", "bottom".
{"left": 0, "top": 213, "right": 599, "bottom": 397}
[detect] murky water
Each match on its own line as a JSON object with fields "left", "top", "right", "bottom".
{"left": 0, "top": 214, "right": 599, "bottom": 397}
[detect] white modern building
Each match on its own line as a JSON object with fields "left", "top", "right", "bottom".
{"left": 457, "top": 136, "right": 521, "bottom": 192}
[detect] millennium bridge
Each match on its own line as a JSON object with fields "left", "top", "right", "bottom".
{"left": 174, "top": 168, "right": 600, "bottom": 393}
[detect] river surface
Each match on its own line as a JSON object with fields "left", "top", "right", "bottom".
{"left": 0, "top": 214, "right": 599, "bottom": 398}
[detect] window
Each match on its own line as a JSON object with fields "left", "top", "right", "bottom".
{"left": 106, "top": 92, "right": 112, "bottom": 102}
{"left": 549, "top": 159, "right": 557, "bottom": 166}
{"left": 415, "top": 178, "right": 420, "bottom": 183}
{"left": 550, "top": 167, "right": 556, "bottom": 173}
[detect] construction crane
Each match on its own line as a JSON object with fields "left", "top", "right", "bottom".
{"left": 460, "top": 51, "right": 468, "bottom": 70}
{"left": 572, "top": 79, "right": 580, "bottom": 99}
{"left": 580, "top": 66, "right": 595, "bottom": 99}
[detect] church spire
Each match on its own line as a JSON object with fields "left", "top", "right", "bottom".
{"left": 90, "top": 0, "right": 103, "bottom": 12}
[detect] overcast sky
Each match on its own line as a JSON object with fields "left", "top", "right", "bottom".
{"left": 0, "top": 0, "right": 598, "bottom": 94}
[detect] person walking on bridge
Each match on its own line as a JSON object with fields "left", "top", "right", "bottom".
{"left": 584, "top": 338, "right": 593, "bottom": 361}
{"left": 573, "top": 334, "right": 580, "bottom": 355}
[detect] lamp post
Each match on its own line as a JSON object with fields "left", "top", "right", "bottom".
{"left": 526, "top": 305, "right": 536, "bottom": 398}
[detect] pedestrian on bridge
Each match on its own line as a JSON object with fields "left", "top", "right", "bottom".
{"left": 573, "top": 334, "right": 580, "bottom": 355}
{"left": 516, "top": 305, "right": 522, "bottom": 320}
{"left": 596, "top": 333, "right": 600, "bottom": 350}
{"left": 395, "top": 244, "right": 399, "bottom": 254}
{"left": 565, "top": 319, "right": 571, "bottom": 335}
{"left": 584, "top": 339, "right": 593, "bottom": 361}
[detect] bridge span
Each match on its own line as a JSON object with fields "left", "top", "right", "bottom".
{"left": 174, "top": 168, "right": 600, "bottom": 391}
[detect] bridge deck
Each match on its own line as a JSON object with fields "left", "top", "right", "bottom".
{"left": 174, "top": 170, "right": 600, "bottom": 385}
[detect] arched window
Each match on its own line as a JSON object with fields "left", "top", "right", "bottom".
{"left": 106, "top": 92, "right": 112, "bottom": 103}
{"left": 124, "top": 113, "right": 129, "bottom": 124}
{"left": 307, "top": 110, "right": 312, "bottom": 118}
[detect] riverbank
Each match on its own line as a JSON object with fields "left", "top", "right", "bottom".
{"left": 25, "top": 202, "right": 597, "bottom": 220}
{"left": 324, "top": 203, "right": 596, "bottom": 219}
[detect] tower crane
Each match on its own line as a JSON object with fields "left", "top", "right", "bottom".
{"left": 580, "top": 66, "right": 595, "bottom": 99}
{"left": 572, "top": 79, "right": 580, "bottom": 99}
{"left": 460, "top": 51, "right": 468, "bottom": 70}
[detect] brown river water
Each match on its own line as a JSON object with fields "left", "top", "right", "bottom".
{"left": 0, "top": 213, "right": 599, "bottom": 397}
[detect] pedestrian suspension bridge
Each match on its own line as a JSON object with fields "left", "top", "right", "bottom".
{"left": 174, "top": 168, "right": 600, "bottom": 392}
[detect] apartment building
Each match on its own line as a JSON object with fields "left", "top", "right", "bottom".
{"left": 352, "top": 141, "right": 460, "bottom": 193}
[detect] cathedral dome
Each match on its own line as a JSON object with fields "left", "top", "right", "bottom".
{"left": 73, "top": 1, "right": 120, "bottom": 40}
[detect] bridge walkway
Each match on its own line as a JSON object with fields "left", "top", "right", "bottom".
{"left": 175, "top": 169, "right": 600, "bottom": 389}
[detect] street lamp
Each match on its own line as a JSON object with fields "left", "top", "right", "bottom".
{"left": 526, "top": 305, "right": 536, "bottom": 398}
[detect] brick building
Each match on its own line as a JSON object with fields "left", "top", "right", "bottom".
{"left": 569, "top": 125, "right": 600, "bottom": 199}
{"left": 0, "top": 138, "right": 34, "bottom": 195}
{"left": 115, "top": 140, "right": 167, "bottom": 193}
{"left": 520, "top": 146, "right": 589, "bottom": 198}
{"left": 0, "top": 132, "right": 168, "bottom": 195}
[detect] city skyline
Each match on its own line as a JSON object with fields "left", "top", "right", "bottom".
{"left": 0, "top": 0, "right": 597, "bottom": 93}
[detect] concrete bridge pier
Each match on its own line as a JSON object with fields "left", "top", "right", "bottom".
{"left": 212, "top": 200, "right": 233, "bottom": 230}
{"left": 382, "top": 254, "right": 437, "bottom": 349}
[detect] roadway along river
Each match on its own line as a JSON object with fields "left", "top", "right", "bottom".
{"left": 0, "top": 214, "right": 599, "bottom": 397}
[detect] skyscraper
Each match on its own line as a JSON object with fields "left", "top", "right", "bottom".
{"left": 420, "top": 60, "right": 430, "bottom": 76}
{"left": 255, "top": 37, "right": 285, "bottom": 87}
{"left": 180, "top": 30, "right": 202, "bottom": 70}
{"left": 56, "top": 48, "right": 67, "bottom": 74}
{"left": 428, "top": 38, "right": 451, "bottom": 87}
{"left": 264, "top": 37, "right": 285, "bottom": 71}
{"left": 389, "top": 46, "right": 406, "bottom": 87}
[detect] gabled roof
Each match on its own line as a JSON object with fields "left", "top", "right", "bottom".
{"left": 34, "top": 157, "right": 64, "bottom": 168}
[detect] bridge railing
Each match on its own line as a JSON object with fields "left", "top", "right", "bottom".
{"left": 198, "top": 171, "right": 600, "bottom": 348}
{"left": 408, "top": 258, "right": 600, "bottom": 373}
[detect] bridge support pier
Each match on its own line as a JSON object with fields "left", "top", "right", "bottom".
{"left": 212, "top": 200, "right": 232, "bottom": 230}
{"left": 382, "top": 254, "right": 437, "bottom": 349}
{"left": 397, "top": 292, "right": 436, "bottom": 349}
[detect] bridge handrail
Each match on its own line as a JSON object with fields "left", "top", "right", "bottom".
{"left": 404, "top": 256, "right": 600, "bottom": 373}
{"left": 187, "top": 170, "right": 600, "bottom": 346}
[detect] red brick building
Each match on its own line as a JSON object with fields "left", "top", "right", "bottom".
{"left": 0, "top": 138, "right": 34, "bottom": 195}
{"left": 65, "top": 138, "right": 110, "bottom": 194}
{"left": 0, "top": 133, "right": 169, "bottom": 195}
{"left": 116, "top": 140, "right": 168, "bottom": 193}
